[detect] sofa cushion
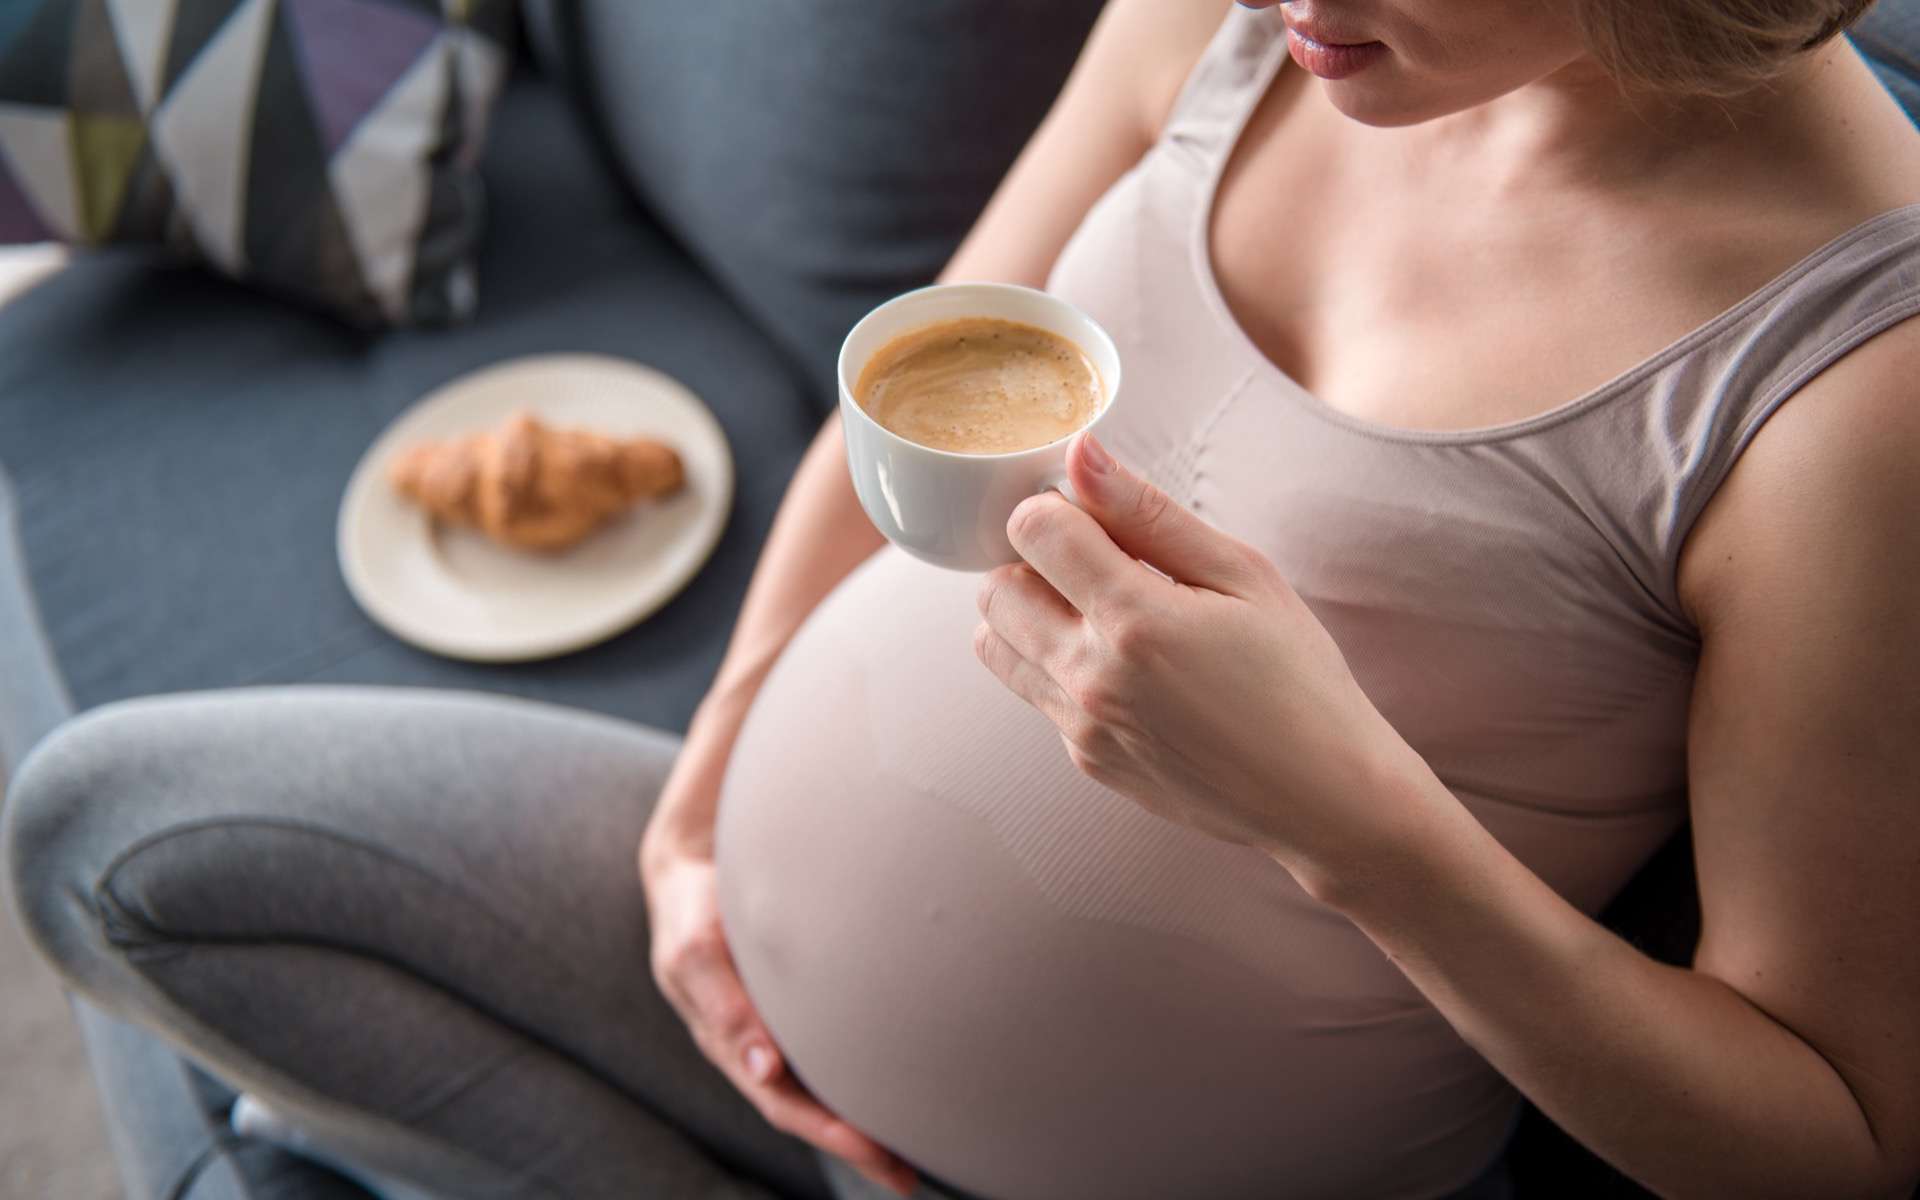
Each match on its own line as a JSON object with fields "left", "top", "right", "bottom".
{"left": 0, "top": 74, "right": 819, "bottom": 734}
{"left": 559, "top": 0, "right": 1106, "bottom": 411}
{"left": 1853, "top": 0, "right": 1920, "bottom": 124}
{"left": 0, "top": 467, "right": 68, "bottom": 777}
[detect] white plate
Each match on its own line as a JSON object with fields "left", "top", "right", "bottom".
{"left": 338, "top": 354, "right": 733, "bottom": 662}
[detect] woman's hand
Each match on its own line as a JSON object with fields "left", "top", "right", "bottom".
{"left": 973, "top": 432, "right": 1428, "bottom": 889}
{"left": 641, "top": 746, "right": 917, "bottom": 1197}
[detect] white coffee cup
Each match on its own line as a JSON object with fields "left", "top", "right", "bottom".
{"left": 838, "top": 283, "right": 1122, "bottom": 572}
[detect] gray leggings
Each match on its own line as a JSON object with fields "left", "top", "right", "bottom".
{"left": 4, "top": 686, "right": 1512, "bottom": 1200}
{"left": 1, "top": 687, "right": 894, "bottom": 1200}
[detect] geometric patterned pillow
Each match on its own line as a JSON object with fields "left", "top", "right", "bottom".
{"left": 0, "top": 0, "right": 514, "bottom": 326}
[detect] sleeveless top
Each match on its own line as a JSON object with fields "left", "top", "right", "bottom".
{"left": 715, "top": 9, "right": 1920, "bottom": 1200}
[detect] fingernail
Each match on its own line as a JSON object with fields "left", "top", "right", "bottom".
{"left": 744, "top": 1043, "right": 773, "bottom": 1081}
{"left": 1080, "top": 432, "right": 1115, "bottom": 474}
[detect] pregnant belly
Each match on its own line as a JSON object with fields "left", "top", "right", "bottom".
{"left": 716, "top": 552, "right": 1515, "bottom": 1200}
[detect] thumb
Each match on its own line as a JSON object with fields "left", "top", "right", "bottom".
{"left": 1067, "top": 432, "right": 1261, "bottom": 592}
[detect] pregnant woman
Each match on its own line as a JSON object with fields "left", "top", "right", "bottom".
{"left": 8, "top": 1, "right": 1920, "bottom": 1197}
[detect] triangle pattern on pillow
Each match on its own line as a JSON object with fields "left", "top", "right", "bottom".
{"left": 330, "top": 40, "right": 447, "bottom": 321}
{"left": 0, "top": 150, "right": 54, "bottom": 241}
{"left": 160, "top": 0, "right": 245, "bottom": 95}
{"left": 105, "top": 0, "right": 182, "bottom": 115}
{"left": 0, "top": 0, "right": 73, "bottom": 108}
{"left": 0, "top": 0, "right": 513, "bottom": 325}
{"left": 150, "top": 0, "right": 273, "bottom": 273}
{"left": 246, "top": 1, "right": 373, "bottom": 313}
{"left": 447, "top": 25, "right": 505, "bottom": 168}
{"left": 0, "top": 105, "right": 79, "bottom": 239}
{"left": 69, "top": 0, "right": 142, "bottom": 120}
{"left": 284, "top": 0, "right": 441, "bottom": 157}
{"left": 70, "top": 112, "right": 145, "bottom": 241}
{"left": 107, "top": 137, "right": 174, "bottom": 241}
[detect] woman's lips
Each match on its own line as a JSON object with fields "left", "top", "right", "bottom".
{"left": 1283, "top": 24, "right": 1387, "bottom": 80}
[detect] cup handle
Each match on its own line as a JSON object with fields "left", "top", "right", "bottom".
{"left": 1040, "top": 471, "right": 1079, "bottom": 506}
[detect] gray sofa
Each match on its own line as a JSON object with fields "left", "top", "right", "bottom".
{"left": 0, "top": 3, "right": 1103, "bottom": 1196}
{"left": 3, "top": 2, "right": 1917, "bottom": 1197}
{"left": 0, "top": 1, "right": 1107, "bottom": 754}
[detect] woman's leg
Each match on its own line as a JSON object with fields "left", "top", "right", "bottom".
{"left": 2, "top": 686, "right": 833, "bottom": 1200}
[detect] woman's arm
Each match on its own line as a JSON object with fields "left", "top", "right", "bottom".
{"left": 1316, "top": 320, "right": 1920, "bottom": 1198}
{"left": 643, "top": 0, "right": 1231, "bottom": 858}
{"left": 973, "top": 318, "right": 1920, "bottom": 1197}
{"left": 638, "top": 11, "right": 1234, "bottom": 1191}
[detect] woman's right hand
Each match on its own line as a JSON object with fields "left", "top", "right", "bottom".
{"left": 641, "top": 744, "right": 918, "bottom": 1197}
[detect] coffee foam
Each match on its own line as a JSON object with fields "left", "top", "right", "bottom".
{"left": 856, "top": 317, "right": 1102, "bottom": 454}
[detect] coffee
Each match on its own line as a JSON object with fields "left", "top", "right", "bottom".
{"left": 855, "top": 317, "right": 1103, "bottom": 454}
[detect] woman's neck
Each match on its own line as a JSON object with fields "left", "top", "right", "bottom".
{"left": 1388, "top": 45, "right": 1858, "bottom": 203}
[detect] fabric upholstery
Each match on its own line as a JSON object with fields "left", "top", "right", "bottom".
{"left": 1855, "top": 0, "right": 1920, "bottom": 123}
{"left": 0, "top": 0, "right": 515, "bottom": 327}
{"left": 0, "top": 75, "right": 820, "bottom": 733}
{"left": 0, "top": 466, "right": 69, "bottom": 779}
{"left": 68, "top": 1000, "right": 378, "bottom": 1200}
{"left": 559, "top": 0, "right": 1107, "bottom": 409}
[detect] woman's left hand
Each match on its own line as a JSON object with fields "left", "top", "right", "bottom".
{"left": 974, "top": 432, "right": 1425, "bottom": 886}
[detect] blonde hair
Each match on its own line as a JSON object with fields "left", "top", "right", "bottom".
{"left": 1578, "top": 0, "right": 1877, "bottom": 97}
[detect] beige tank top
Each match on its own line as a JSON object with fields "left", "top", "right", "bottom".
{"left": 716, "top": 10, "right": 1920, "bottom": 1199}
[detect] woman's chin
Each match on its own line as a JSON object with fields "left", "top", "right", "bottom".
{"left": 1316, "top": 82, "right": 1429, "bottom": 127}
{"left": 1317, "top": 76, "right": 1486, "bottom": 128}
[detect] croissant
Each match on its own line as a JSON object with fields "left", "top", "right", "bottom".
{"left": 389, "top": 411, "right": 685, "bottom": 551}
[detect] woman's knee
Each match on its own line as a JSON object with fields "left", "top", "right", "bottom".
{"left": 5, "top": 687, "right": 677, "bottom": 1013}
{"left": 2, "top": 700, "right": 168, "bottom": 986}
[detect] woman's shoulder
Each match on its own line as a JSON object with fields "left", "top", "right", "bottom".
{"left": 1675, "top": 280, "right": 1920, "bottom": 632}
{"left": 1758, "top": 44, "right": 1920, "bottom": 247}
{"left": 1081, "top": 0, "right": 1245, "bottom": 144}
{"left": 1636, "top": 46, "right": 1920, "bottom": 372}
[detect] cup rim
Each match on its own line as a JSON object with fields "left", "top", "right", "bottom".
{"left": 836, "top": 282, "right": 1121, "bottom": 463}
